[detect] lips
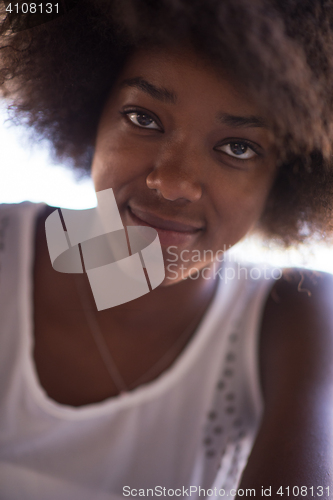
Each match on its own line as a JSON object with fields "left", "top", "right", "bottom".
{"left": 128, "top": 206, "right": 203, "bottom": 233}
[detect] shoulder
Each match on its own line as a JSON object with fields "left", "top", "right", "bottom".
{"left": 0, "top": 201, "right": 49, "bottom": 221}
{"left": 265, "top": 266, "right": 333, "bottom": 303}
{"left": 0, "top": 202, "right": 56, "bottom": 264}
{"left": 259, "top": 267, "right": 333, "bottom": 403}
{"left": 238, "top": 268, "right": 333, "bottom": 489}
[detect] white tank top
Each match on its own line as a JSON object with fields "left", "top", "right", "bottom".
{"left": 0, "top": 202, "right": 277, "bottom": 500}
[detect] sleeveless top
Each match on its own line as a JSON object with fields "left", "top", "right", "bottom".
{"left": 0, "top": 202, "right": 278, "bottom": 500}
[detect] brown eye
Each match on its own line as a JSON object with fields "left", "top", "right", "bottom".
{"left": 217, "top": 142, "right": 257, "bottom": 160}
{"left": 126, "top": 112, "right": 161, "bottom": 130}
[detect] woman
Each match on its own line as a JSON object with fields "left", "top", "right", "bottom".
{"left": 0, "top": 1, "right": 333, "bottom": 498}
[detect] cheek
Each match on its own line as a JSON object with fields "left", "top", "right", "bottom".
{"left": 91, "top": 130, "right": 157, "bottom": 192}
{"left": 212, "top": 168, "right": 274, "bottom": 240}
{"left": 230, "top": 186, "right": 269, "bottom": 223}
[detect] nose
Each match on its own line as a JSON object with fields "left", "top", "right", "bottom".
{"left": 146, "top": 139, "right": 203, "bottom": 202}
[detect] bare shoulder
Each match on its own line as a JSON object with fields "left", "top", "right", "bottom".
{"left": 259, "top": 267, "right": 333, "bottom": 403}
{"left": 238, "top": 268, "right": 333, "bottom": 492}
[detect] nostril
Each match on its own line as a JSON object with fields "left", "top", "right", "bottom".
{"left": 146, "top": 169, "right": 202, "bottom": 203}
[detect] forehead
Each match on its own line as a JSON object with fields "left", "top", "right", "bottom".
{"left": 114, "top": 45, "right": 262, "bottom": 117}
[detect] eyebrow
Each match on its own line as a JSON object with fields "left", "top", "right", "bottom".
{"left": 120, "top": 77, "right": 266, "bottom": 128}
{"left": 119, "top": 77, "right": 177, "bottom": 104}
{"left": 217, "top": 112, "right": 266, "bottom": 128}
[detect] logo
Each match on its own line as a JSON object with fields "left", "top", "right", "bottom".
{"left": 45, "top": 188, "right": 165, "bottom": 311}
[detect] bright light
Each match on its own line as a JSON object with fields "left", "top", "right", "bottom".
{"left": 0, "top": 107, "right": 96, "bottom": 209}
{"left": 1, "top": 106, "right": 332, "bottom": 273}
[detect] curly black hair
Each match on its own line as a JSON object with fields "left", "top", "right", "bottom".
{"left": 1, "top": 0, "right": 333, "bottom": 246}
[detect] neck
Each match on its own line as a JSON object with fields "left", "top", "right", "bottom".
{"left": 80, "top": 262, "right": 222, "bottom": 340}
{"left": 35, "top": 204, "right": 221, "bottom": 341}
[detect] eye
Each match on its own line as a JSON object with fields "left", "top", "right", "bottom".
{"left": 124, "top": 111, "right": 161, "bottom": 130}
{"left": 216, "top": 141, "right": 258, "bottom": 160}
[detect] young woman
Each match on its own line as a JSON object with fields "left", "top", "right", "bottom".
{"left": 0, "top": 1, "right": 333, "bottom": 498}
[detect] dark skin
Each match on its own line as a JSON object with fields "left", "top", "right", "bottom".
{"left": 240, "top": 271, "right": 333, "bottom": 497}
{"left": 32, "top": 46, "right": 333, "bottom": 496}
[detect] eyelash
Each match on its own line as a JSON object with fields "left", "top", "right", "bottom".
{"left": 120, "top": 108, "right": 262, "bottom": 160}
{"left": 120, "top": 108, "right": 163, "bottom": 131}
{"left": 214, "top": 139, "right": 262, "bottom": 161}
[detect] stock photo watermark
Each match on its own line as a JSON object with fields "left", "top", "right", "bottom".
{"left": 2, "top": 0, "right": 79, "bottom": 32}
{"left": 166, "top": 246, "right": 283, "bottom": 283}
{"left": 123, "top": 485, "right": 330, "bottom": 497}
{"left": 45, "top": 187, "right": 282, "bottom": 312}
{"left": 45, "top": 188, "right": 165, "bottom": 311}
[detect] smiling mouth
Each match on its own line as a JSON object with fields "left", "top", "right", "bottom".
{"left": 127, "top": 206, "right": 203, "bottom": 234}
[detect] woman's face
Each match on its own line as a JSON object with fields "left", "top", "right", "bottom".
{"left": 91, "top": 45, "right": 277, "bottom": 286}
